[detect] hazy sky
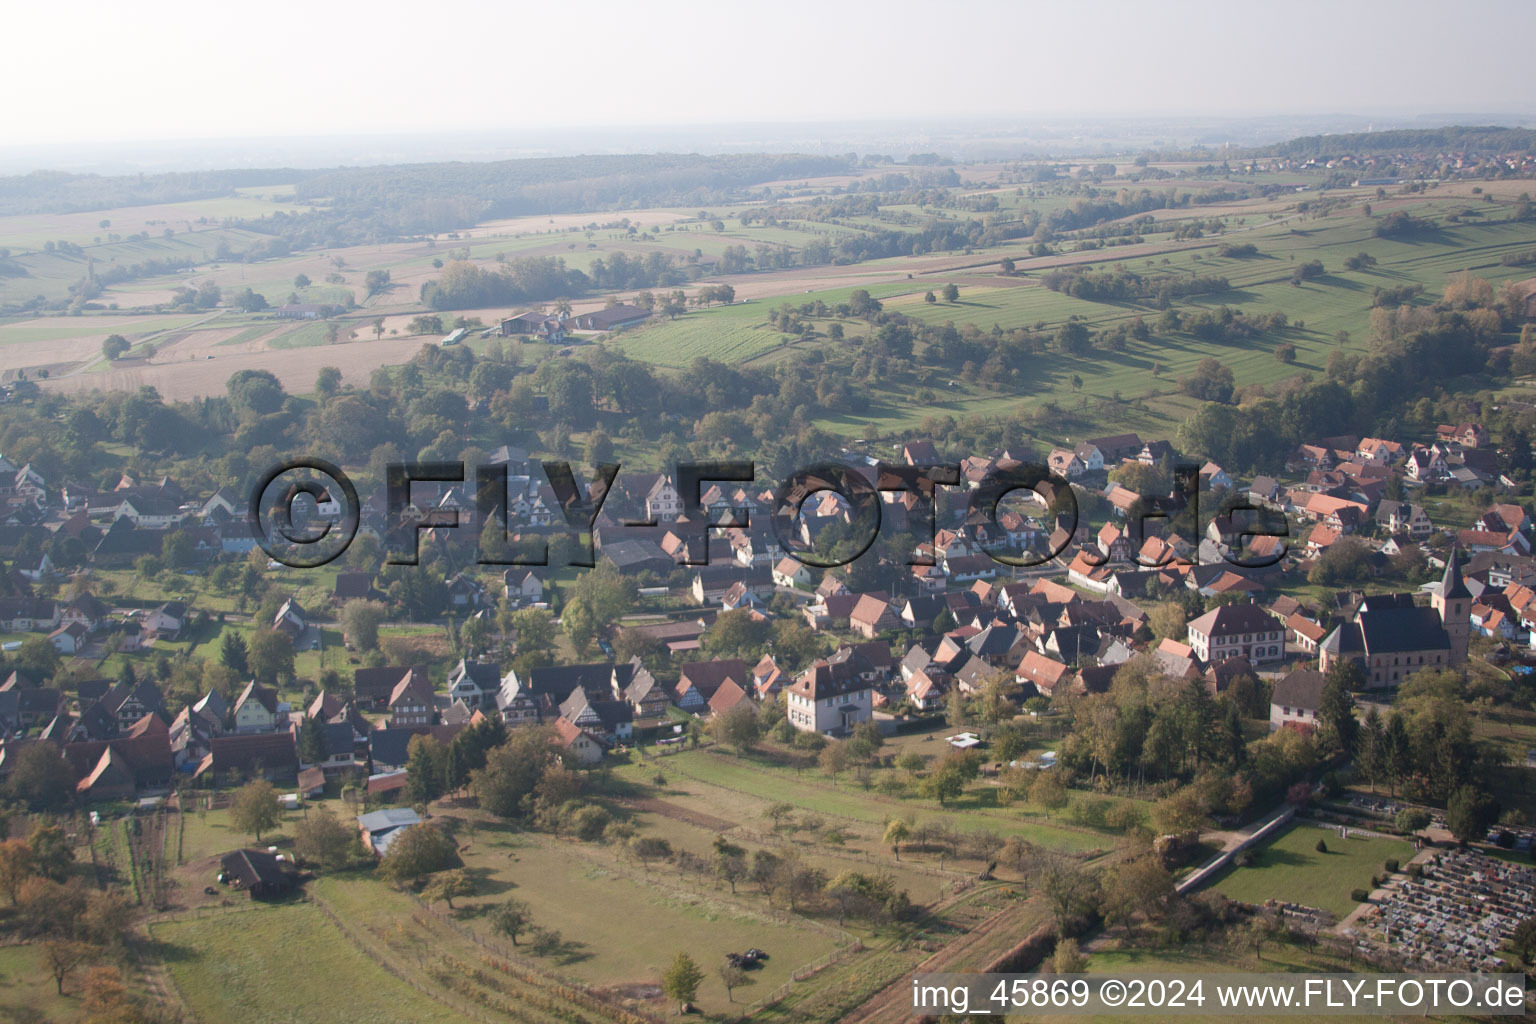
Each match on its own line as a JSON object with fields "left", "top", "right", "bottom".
{"left": 6, "top": 0, "right": 1534, "bottom": 146}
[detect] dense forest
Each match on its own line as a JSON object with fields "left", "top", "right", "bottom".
{"left": 0, "top": 168, "right": 303, "bottom": 216}
{"left": 1254, "top": 125, "right": 1536, "bottom": 160}
{"left": 0, "top": 153, "right": 853, "bottom": 229}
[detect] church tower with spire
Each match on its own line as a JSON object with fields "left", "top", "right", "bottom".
{"left": 1431, "top": 547, "right": 1471, "bottom": 666}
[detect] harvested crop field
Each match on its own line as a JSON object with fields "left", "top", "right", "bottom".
{"left": 42, "top": 333, "right": 436, "bottom": 400}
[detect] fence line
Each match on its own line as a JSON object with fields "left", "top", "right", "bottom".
{"left": 309, "top": 892, "right": 502, "bottom": 1024}
{"left": 657, "top": 747, "right": 1111, "bottom": 848}
{"left": 412, "top": 838, "right": 864, "bottom": 1022}
{"left": 728, "top": 824, "right": 968, "bottom": 880}
{"left": 1302, "top": 818, "right": 1393, "bottom": 841}
{"left": 1178, "top": 805, "right": 1295, "bottom": 894}
{"left": 739, "top": 937, "right": 867, "bottom": 1017}
{"left": 406, "top": 895, "right": 672, "bottom": 1024}
{"left": 551, "top": 833, "right": 862, "bottom": 945}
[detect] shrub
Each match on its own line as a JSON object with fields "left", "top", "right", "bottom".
{"left": 1384, "top": 858, "right": 1399, "bottom": 873}
{"left": 1351, "top": 888, "right": 1370, "bottom": 903}
{"left": 1315, "top": 839, "right": 1328, "bottom": 854}
{"left": 568, "top": 805, "right": 611, "bottom": 842}
{"left": 528, "top": 928, "right": 563, "bottom": 956}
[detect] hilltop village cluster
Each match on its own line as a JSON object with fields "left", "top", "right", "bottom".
{"left": 0, "top": 415, "right": 1521, "bottom": 810}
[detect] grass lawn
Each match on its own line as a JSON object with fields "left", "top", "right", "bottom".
{"left": 0, "top": 943, "right": 78, "bottom": 1020}
{"left": 1082, "top": 943, "right": 1478, "bottom": 1024}
{"left": 153, "top": 902, "right": 464, "bottom": 1024}
{"left": 1208, "top": 823, "right": 1413, "bottom": 917}
{"left": 175, "top": 804, "right": 305, "bottom": 865}
{"left": 633, "top": 747, "right": 1106, "bottom": 853}
{"left": 447, "top": 822, "right": 845, "bottom": 1015}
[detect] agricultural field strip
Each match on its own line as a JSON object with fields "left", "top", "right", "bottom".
{"left": 645, "top": 750, "right": 1106, "bottom": 852}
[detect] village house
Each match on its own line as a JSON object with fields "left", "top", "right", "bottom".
{"left": 1186, "top": 602, "right": 1286, "bottom": 665}
{"left": 233, "top": 681, "right": 280, "bottom": 734}
{"left": 198, "top": 731, "right": 298, "bottom": 784}
{"left": 784, "top": 660, "right": 873, "bottom": 736}
{"left": 502, "top": 567, "right": 544, "bottom": 604}
{"left": 388, "top": 671, "right": 435, "bottom": 728}
{"left": 674, "top": 659, "right": 750, "bottom": 713}
{"left": 550, "top": 717, "right": 604, "bottom": 765}
{"left": 558, "top": 688, "right": 634, "bottom": 744}
{"left": 848, "top": 593, "right": 899, "bottom": 638}
{"left": 1087, "top": 433, "right": 1143, "bottom": 462}
{"left": 1015, "top": 650, "right": 1070, "bottom": 699}
{"left": 1270, "top": 668, "right": 1325, "bottom": 732}
{"left": 354, "top": 666, "right": 427, "bottom": 709}
{"left": 1047, "top": 448, "right": 1086, "bottom": 479}
{"left": 772, "top": 556, "right": 813, "bottom": 588}
{"left": 272, "top": 597, "right": 307, "bottom": 640}
{"left": 1356, "top": 437, "right": 1404, "bottom": 465}
{"left": 447, "top": 659, "right": 500, "bottom": 711}
{"left": 1376, "top": 500, "right": 1433, "bottom": 540}
{"left": 1407, "top": 446, "right": 1450, "bottom": 483}
{"left": 48, "top": 620, "right": 89, "bottom": 655}
{"left": 1436, "top": 423, "right": 1489, "bottom": 449}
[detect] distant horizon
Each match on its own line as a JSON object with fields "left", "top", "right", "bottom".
{"left": 4, "top": 111, "right": 1534, "bottom": 178}
{"left": 9, "top": 0, "right": 1534, "bottom": 168}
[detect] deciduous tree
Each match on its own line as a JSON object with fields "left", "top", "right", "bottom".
{"left": 379, "top": 823, "right": 457, "bottom": 884}
{"left": 490, "top": 897, "right": 533, "bottom": 945}
{"left": 662, "top": 952, "right": 704, "bottom": 1013}
{"left": 230, "top": 779, "right": 281, "bottom": 841}
{"left": 294, "top": 806, "right": 359, "bottom": 872}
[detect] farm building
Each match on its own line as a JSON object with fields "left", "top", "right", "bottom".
{"left": 566, "top": 305, "right": 650, "bottom": 331}
{"left": 499, "top": 311, "right": 567, "bottom": 340}
{"left": 219, "top": 848, "right": 297, "bottom": 899}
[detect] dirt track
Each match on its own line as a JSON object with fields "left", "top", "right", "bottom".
{"left": 837, "top": 894, "right": 1051, "bottom": 1024}
{"left": 623, "top": 796, "right": 738, "bottom": 832}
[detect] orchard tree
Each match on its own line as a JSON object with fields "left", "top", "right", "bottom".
{"left": 293, "top": 806, "right": 360, "bottom": 871}
{"left": 662, "top": 952, "right": 704, "bottom": 1014}
{"left": 709, "top": 704, "right": 760, "bottom": 754}
{"left": 422, "top": 869, "right": 475, "bottom": 909}
{"left": 1029, "top": 770, "right": 1069, "bottom": 819}
{"left": 490, "top": 897, "right": 533, "bottom": 944}
{"left": 231, "top": 779, "right": 281, "bottom": 841}
{"left": 379, "top": 823, "right": 457, "bottom": 884}
{"left": 340, "top": 599, "right": 387, "bottom": 651}
{"left": 718, "top": 963, "right": 750, "bottom": 1001}
{"left": 42, "top": 939, "right": 94, "bottom": 996}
